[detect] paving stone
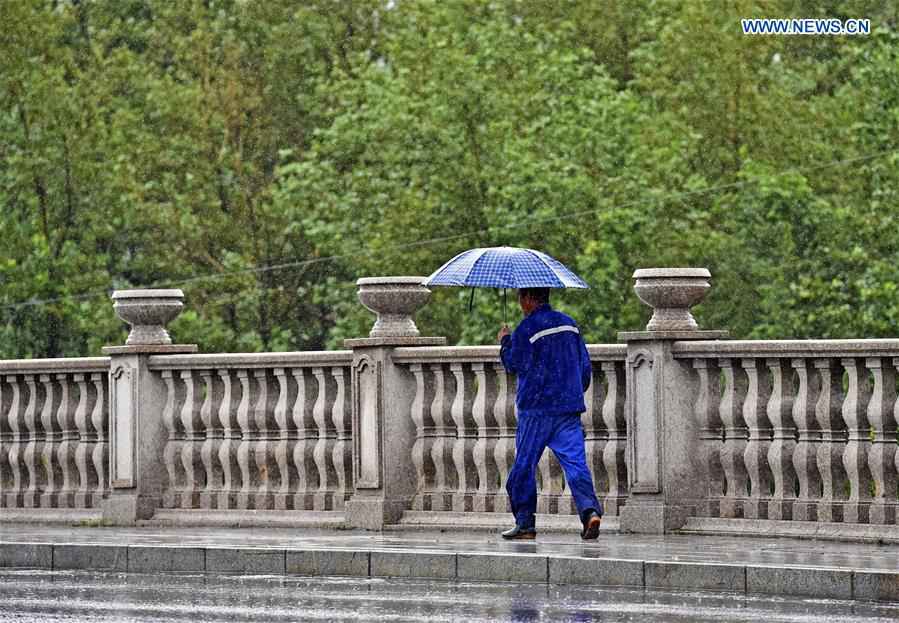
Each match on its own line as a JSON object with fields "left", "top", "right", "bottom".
{"left": 286, "top": 550, "right": 369, "bottom": 577}
{"left": 128, "top": 546, "right": 205, "bottom": 573}
{"left": 549, "top": 556, "right": 644, "bottom": 587}
{"left": 853, "top": 570, "right": 899, "bottom": 602}
{"left": 457, "top": 553, "right": 547, "bottom": 583}
{"left": 205, "top": 548, "right": 285, "bottom": 575}
{"left": 746, "top": 566, "right": 853, "bottom": 600}
{"left": 370, "top": 551, "right": 455, "bottom": 579}
{"left": 2, "top": 523, "right": 899, "bottom": 604}
{"left": 53, "top": 544, "right": 127, "bottom": 571}
{"left": 0, "top": 543, "right": 52, "bottom": 568}
{"left": 645, "top": 561, "right": 744, "bottom": 592}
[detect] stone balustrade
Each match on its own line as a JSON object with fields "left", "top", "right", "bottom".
{"left": 146, "top": 352, "right": 353, "bottom": 512}
{"left": 675, "top": 340, "right": 899, "bottom": 526}
{"left": 4, "top": 271, "right": 899, "bottom": 539}
{"left": 0, "top": 358, "right": 110, "bottom": 510}
{"left": 392, "top": 344, "right": 628, "bottom": 517}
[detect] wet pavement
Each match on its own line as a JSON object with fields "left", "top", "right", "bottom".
{"left": 2, "top": 569, "right": 899, "bottom": 622}
{"left": 2, "top": 524, "right": 899, "bottom": 572}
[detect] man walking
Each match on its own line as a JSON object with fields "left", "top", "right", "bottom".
{"left": 497, "top": 287, "right": 603, "bottom": 540}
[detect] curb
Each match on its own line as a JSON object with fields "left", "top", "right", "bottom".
{"left": 2, "top": 542, "right": 898, "bottom": 604}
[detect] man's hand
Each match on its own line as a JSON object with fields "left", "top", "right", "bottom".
{"left": 497, "top": 324, "right": 510, "bottom": 343}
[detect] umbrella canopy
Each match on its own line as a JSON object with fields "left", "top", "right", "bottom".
{"left": 423, "top": 246, "right": 589, "bottom": 289}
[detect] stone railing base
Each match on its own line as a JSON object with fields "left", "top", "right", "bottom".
{"left": 0, "top": 508, "right": 103, "bottom": 525}
{"left": 679, "top": 517, "right": 899, "bottom": 545}
{"left": 619, "top": 501, "right": 692, "bottom": 534}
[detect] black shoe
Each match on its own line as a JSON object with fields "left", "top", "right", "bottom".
{"left": 501, "top": 525, "right": 536, "bottom": 540}
{"left": 580, "top": 511, "right": 601, "bottom": 540}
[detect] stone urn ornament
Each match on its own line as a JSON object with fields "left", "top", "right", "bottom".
{"left": 632, "top": 268, "right": 711, "bottom": 331}
{"left": 111, "top": 289, "right": 186, "bottom": 345}
{"left": 356, "top": 277, "right": 432, "bottom": 338}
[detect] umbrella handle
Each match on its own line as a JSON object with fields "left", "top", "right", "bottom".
{"left": 468, "top": 287, "right": 475, "bottom": 313}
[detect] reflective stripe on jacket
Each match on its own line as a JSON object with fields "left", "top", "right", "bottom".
{"left": 499, "top": 303, "right": 592, "bottom": 417}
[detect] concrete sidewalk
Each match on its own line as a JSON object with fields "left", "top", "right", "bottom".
{"left": 1, "top": 521, "right": 898, "bottom": 604}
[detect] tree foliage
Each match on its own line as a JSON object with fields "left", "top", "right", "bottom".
{"left": 1, "top": 1, "right": 897, "bottom": 356}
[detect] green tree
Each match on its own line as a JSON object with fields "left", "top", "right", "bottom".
{"left": 1, "top": 0, "right": 897, "bottom": 356}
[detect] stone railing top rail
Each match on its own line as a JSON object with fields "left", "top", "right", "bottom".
{"left": 672, "top": 338, "right": 899, "bottom": 359}
{"left": 147, "top": 350, "right": 352, "bottom": 370}
{"left": 391, "top": 343, "right": 625, "bottom": 364}
{"left": 0, "top": 357, "right": 110, "bottom": 375}
{"left": 586, "top": 344, "right": 628, "bottom": 360}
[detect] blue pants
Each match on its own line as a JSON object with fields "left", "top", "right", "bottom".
{"left": 506, "top": 413, "right": 602, "bottom": 529}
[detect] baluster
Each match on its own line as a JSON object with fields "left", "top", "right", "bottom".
{"left": 492, "top": 363, "right": 516, "bottom": 514}
{"left": 766, "top": 358, "right": 796, "bottom": 520}
{"left": 72, "top": 374, "right": 97, "bottom": 508}
{"left": 0, "top": 377, "right": 10, "bottom": 507}
{"left": 408, "top": 363, "right": 432, "bottom": 511}
{"left": 291, "top": 367, "right": 317, "bottom": 510}
{"left": 32, "top": 374, "right": 53, "bottom": 508}
{"left": 312, "top": 367, "right": 337, "bottom": 510}
{"left": 450, "top": 362, "right": 477, "bottom": 512}
{"left": 22, "top": 374, "right": 42, "bottom": 508}
{"left": 55, "top": 373, "right": 78, "bottom": 508}
{"left": 430, "top": 363, "right": 455, "bottom": 511}
{"left": 842, "top": 358, "right": 873, "bottom": 523}
{"left": 178, "top": 370, "right": 203, "bottom": 508}
{"left": 472, "top": 363, "right": 499, "bottom": 512}
{"left": 742, "top": 359, "right": 773, "bottom": 518}
{"left": 67, "top": 376, "right": 88, "bottom": 508}
{"left": 198, "top": 370, "right": 221, "bottom": 509}
{"left": 866, "top": 358, "right": 896, "bottom": 524}
{"left": 791, "top": 359, "right": 822, "bottom": 521}
{"left": 888, "top": 358, "right": 899, "bottom": 523}
{"left": 814, "top": 360, "right": 847, "bottom": 522}
{"left": 601, "top": 361, "right": 627, "bottom": 516}
{"left": 331, "top": 367, "right": 352, "bottom": 510}
{"left": 252, "top": 369, "right": 276, "bottom": 510}
{"left": 273, "top": 367, "right": 294, "bottom": 510}
{"left": 719, "top": 359, "right": 748, "bottom": 518}
{"left": 235, "top": 369, "right": 254, "bottom": 510}
{"left": 4, "top": 375, "right": 25, "bottom": 507}
{"left": 90, "top": 373, "right": 108, "bottom": 504}
{"left": 694, "top": 359, "right": 722, "bottom": 517}
{"left": 894, "top": 358, "right": 899, "bottom": 527}
{"left": 216, "top": 369, "right": 239, "bottom": 510}
{"left": 573, "top": 364, "right": 606, "bottom": 516}
{"left": 26, "top": 374, "right": 47, "bottom": 508}
{"left": 73, "top": 374, "right": 95, "bottom": 508}
{"left": 161, "top": 370, "right": 181, "bottom": 508}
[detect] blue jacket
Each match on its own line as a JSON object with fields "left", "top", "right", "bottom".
{"left": 500, "top": 303, "right": 592, "bottom": 417}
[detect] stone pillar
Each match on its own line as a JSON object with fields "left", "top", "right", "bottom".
{"left": 101, "top": 289, "right": 197, "bottom": 524}
{"left": 618, "top": 268, "right": 728, "bottom": 533}
{"left": 344, "top": 277, "right": 445, "bottom": 529}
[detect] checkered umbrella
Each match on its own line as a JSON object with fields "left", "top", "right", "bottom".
{"left": 423, "top": 246, "right": 589, "bottom": 289}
